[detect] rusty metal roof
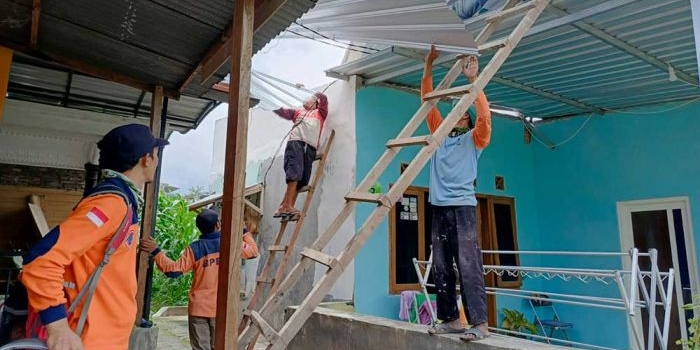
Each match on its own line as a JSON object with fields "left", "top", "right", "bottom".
{"left": 0, "top": 0, "right": 319, "bottom": 130}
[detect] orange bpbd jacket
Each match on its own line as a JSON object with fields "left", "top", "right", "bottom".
{"left": 21, "top": 180, "right": 140, "bottom": 350}
{"left": 153, "top": 229, "right": 258, "bottom": 318}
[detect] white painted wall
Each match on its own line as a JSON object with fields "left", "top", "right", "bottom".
{"left": 253, "top": 79, "right": 358, "bottom": 302}
{"left": 0, "top": 99, "right": 149, "bottom": 169}
{"left": 208, "top": 74, "right": 358, "bottom": 302}
{"left": 209, "top": 108, "right": 291, "bottom": 192}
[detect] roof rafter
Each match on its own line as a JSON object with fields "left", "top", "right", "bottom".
{"left": 30, "top": 0, "right": 41, "bottom": 49}
{"left": 178, "top": 0, "right": 296, "bottom": 93}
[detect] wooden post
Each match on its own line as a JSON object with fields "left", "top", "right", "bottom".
{"left": 0, "top": 47, "right": 12, "bottom": 123}
{"left": 135, "top": 86, "right": 163, "bottom": 324}
{"left": 215, "top": 0, "right": 254, "bottom": 347}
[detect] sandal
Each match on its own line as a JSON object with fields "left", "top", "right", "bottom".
{"left": 460, "top": 327, "right": 489, "bottom": 342}
{"left": 428, "top": 323, "right": 466, "bottom": 335}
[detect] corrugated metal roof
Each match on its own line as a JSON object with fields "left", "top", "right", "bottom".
{"left": 0, "top": 0, "right": 320, "bottom": 98}
{"left": 7, "top": 54, "right": 216, "bottom": 133}
{"left": 0, "top": 0, "right": 320, "bottom": 131}
{"left": 322, "top": 0, "right": 700, "bottom": 119}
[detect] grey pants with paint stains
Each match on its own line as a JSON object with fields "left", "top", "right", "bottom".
{"left": 431, "top": 205, "right": 487, "bottom": 325}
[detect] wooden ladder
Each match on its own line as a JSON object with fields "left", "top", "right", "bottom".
{"left": 238, "top": 129, "right": 336, "bottom": 349}
{"left": 238, "top": 1, "right": 551, "bottom": 348}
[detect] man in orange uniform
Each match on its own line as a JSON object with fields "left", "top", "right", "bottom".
{"left": 140, "top": 208, "right": 258, "bottom": 350}
{"left": 21, "top": 123, "right": 168, "bottom": 350}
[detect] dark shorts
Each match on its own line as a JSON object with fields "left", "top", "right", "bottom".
{"left": 284, "top": 140, "right": 316, "bottom": 189}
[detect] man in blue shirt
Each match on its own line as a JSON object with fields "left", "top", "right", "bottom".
{"left": 422, "top": 45, "right": 492, "bottom": 342}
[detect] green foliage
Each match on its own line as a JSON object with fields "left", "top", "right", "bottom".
{"left": 501, "top": 308, "right": 538, "bottom": 335}
{"left": 676, "top": 295, "right": 700, "bottom": 350}
{"left": 149, "top": 192, "right": 200, "bottom": 314}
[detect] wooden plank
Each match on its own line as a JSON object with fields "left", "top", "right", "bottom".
{"left": 422, "top": 84, "right": 472, "bottom": 101}
{"left": 256, "top": 277, "right": 274, "bottom": 284}
{"left": 475, "top": 0, "right": 521, "bottom": 45}
{"left": 0, "top": 47, "right": 11, "bottom": 123}
{"left": 344, "top": 192, "right": 392, "bottom": 208}
{"left": 180, "top": 0, "right": 292, "bottom": 91}
{"left": 268, "top": 245, "right": 287, "bottom": 252}
{"left": 386, "top": 135, "right": 431, "bottom": 148}
{"left": 485, "top": 1, "right": 536, "bottom": 22}
{"left": 300, "top": 248, "right": 338, "bottom": 268}
{"left": 214, "top": 0, "right": 254, "bottom": 348}
{"left": 249, "top": 311, "right": 282, "bottom": 344}
{"left": 27, "top": 203, "right": 49, "bottom": 237}
{"left": 30, "top": 0, "right": 41, "bottom": 49}
{"left": 478, "top": 38, "right": 508, "bottom": 53}
{"left": 135, "top": 85, "right": 163, "bottom": 323}
{"left": 244, "top": 198, "right": 262, "bottom": 215}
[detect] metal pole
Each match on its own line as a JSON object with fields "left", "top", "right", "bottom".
{"left": 661, "top": 268, "right": 675, "bottom": 348}
{"left": 647, "top": 249, "right": 658, "bottom": 350}
{"left": 412, "top": 257, "right": 436, "bottom": 324}
{"left": 486, "top": 290, "right": 627, "bottom": 311}
{"left": 615, "top": 271, "right": 644, "bottom": 350}
{"left": 139, "top": 98, "right": 168, "bottom": 326}
{"left": 629, "top": 248, "right": 639, "bottom": 315}
{"left": 482, "top": 250, "right": 640, "bottom": 257}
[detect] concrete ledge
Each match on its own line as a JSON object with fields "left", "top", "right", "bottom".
{"left": 128, "top": 326, "right": 159, "bottom": 350}
{"left": 286, "top": 307, "right": 575, "bottom": 350}
{"left": 153, "top": 306, "right": 188, "bottom": 317}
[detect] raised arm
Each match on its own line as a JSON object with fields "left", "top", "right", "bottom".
{"left": 273, "top": 107, "right": 297, "bottom": 121}
{"left": 421, "top": 45, "right": 443, "bottom": 134}
{"left": 315, "top": 92, "right": 328, "bottom": 119}
{"left": 463, "top": 56, "right": 491, "bottom": 149}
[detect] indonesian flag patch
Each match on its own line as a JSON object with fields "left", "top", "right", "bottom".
{"left": 86, "top": 207, "right": 109, "bottom": 228}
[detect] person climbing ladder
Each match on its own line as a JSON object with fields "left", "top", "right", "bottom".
{"left": 270, "top": 92, "right": 329, "bottom": 219}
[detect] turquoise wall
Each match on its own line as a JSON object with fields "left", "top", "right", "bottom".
{"left": 529, "top": 102, "right": 700, "bottom": 348}
{"left": 354, "top": 86, "right": 542, "bottom": 321}
{"left": 354, "top": 85, "right": 700, "bottom": 349}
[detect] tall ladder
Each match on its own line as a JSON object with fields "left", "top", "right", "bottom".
{"left": 239, "top": 1, "right": 551, "bottom": 349}
{"left": 238, "top": 129, "right": 336, "bottom": 348}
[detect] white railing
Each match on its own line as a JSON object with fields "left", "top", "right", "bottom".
{"left": 412, "top": 248, "right": 675, "bottom": 350}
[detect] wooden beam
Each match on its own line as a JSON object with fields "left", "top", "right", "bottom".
{"left": 30, "top": 0, "right": 41, "bottom": 49}
{"left": 135, "top": 86, "right": 163, "bottom": 324}
{"left": 0, "top": 47, "right": 11, "bottom": 123}
{"left": 178, "top": 0, "right": 291, "bottom": 92}
{"left": 215, "top": 0, "right": 254, "bottom": 348}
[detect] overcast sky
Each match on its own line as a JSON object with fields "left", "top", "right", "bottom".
{"left": 160, "top": 37, "right": 346, "bottom": 192}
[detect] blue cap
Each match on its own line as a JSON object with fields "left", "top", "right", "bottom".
{"left": 97, "top": 124, "right": 169, "bottom": 167}
{"left": 196, "top": 209, "right": 220, "bottom": 234}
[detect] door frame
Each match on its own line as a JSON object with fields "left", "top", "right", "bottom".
{"left": 616, "top": 196, "right": 699, "bottom": 349}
